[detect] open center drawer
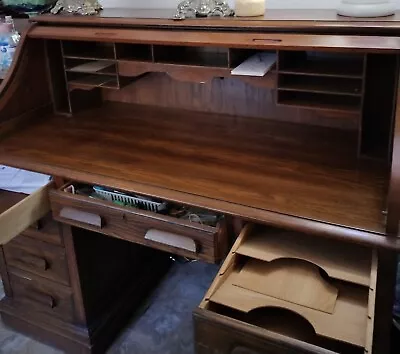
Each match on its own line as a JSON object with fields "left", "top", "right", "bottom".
{"left": 0, "top": 183, "right": 52, "bottom": 245}
{"left": 49, "top": 182, "right": 229, "bottom": 263}
{"left": 195, "top": 224, "right": 377, "bottom": 354}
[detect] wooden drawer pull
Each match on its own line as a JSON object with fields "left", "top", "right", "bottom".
{"left": 59, "top": 207, "right": 103, "bottom": 228}
{"left": 15, "top": 253, "right": 48, "bottom": 270}
{"left": 26, "top": 290, "right": 56, "bottom": 309}
{"left": 145, "top": 229, "right": 197, "bottom": 253}
{"left": 252, "top": 38, "right": 282, "bottom": 43}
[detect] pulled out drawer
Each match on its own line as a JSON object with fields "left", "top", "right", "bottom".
{"left": 196, "top": 224, "right": 377, "bottom": 354}
{"left": 0, "top": 183, "right": 52, "bottom": 245}
{"left": 8, "top": 269, "right": 74, "bottom": 322}
{"left": 50, "top": 183, "right": 229, "bottom": 263}
{"left": 4, "top": 235, "right": 69, "bottom": 285}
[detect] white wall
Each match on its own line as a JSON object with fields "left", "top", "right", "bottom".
{"left": 100, "top": 0, "right": 399, "bottom": 9}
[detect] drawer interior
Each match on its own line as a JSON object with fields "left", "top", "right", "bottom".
{"left": 200, "top": 224, "right": 377, "bottom": 353}
{"left": 58, "top": 182, "right": 222, "bottom": 227}
{"left": 50, "top": 182, "right": 229, "bottom": 263}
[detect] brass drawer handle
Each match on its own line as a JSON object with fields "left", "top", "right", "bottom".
{"left": 15, "top": 253, "right": 48, "bottom": 271}
{"left": 26, "top": 290, "right": 56, "bottom": 309}
{"left": 59, "top": 207, "right": 103, "bottom": 228}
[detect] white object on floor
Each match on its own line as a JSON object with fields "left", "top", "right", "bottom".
{"left": 0, "top": 165, "right": 50, "bottom": 194}
{"left": 231, "top": 52, "right": 277, "bottom": 77}
{"left": 235, "top": 0, "right": 265, "bottom": 16}
{"left": 337, "top": 0, "right": 395, "bottom": 17}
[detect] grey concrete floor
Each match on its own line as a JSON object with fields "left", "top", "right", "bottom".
{"left": 0, "top": 261, "right": 219, "bottom": 354}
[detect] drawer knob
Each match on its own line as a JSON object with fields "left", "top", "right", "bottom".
{"left": 59, "top": 207, "right": 103, "bottom": 228}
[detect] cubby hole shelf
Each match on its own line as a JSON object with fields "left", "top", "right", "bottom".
{"left": 278, "top": 74, "right": 362, "bottom": 97}
{"left": 278, "top": 51, "right": 365, "bottom": 79}
{"left": 277, "top": 90, "right": 362, "bottom": 113}
{"left": 62, "top": 40, "right": 116, "bottom": 60}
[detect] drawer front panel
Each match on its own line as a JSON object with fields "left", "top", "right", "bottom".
{"left": 194, "top": 309, "right": 335, "bottom": 354}
{"left": 50, "top": 190, "right": 225, "bottom": 263}
{"left": 4, "top": 235, "right": 69, "bottom": 286}
{"left": 22, "top": 213, "right": 63, "bottom": 245}
{"left": 9, "top": 271, "right": 74, "bottom": 322}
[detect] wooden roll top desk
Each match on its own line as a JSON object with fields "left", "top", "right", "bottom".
{"left": 0, "top": 9, "right": 399, "bottom": 354}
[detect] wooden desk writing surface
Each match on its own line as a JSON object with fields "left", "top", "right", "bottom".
{"left": 0, "top": 10, "right": 398, "bottom": 354}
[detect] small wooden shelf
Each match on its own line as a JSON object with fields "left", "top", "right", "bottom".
{"left": 67, "top": 74, "right": 119, "bottom": 90}
{"left": 62, "top": 40, "right": 115, "bottom": 60}
{"left": 277, "top": 90, "right": 362, "bottom": 113}
{"left": 65, "top": 60, "right": 117, "bottom": 76}
{"left": 278, "top": 75, "right": 362, "bottom": 97}
{"left": 115, "top": 43, "right": 153, "bottom": 62}
{"left": 278, "top": 51, "right": 364, "bottom": 79}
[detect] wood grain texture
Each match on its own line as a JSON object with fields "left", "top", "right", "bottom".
{"left": 61, "top": 225, "right": 87, "bottom": 325}
{"left": 30, "top": 9, "right": 400, "bottom": 35}
{"left": 22, "top": 213, "right": 63, "bottom": 246}
{"left": 27, "top": 26, "right": 400, "bottom": 53}
{"left": 236, "top": 228, "right": 373, "bottom": 286}
{"left": 365, "top": 251, "right": 378, "bottom": 354}
{"left": 386, "top": 67, "right": 400, "bottom": 235}
{"left": 0, "top": 183, "right": 52, "bottom": 245}
{"left": 0, "top": 102, "right": 386, "bottom": 235}
{"left": 0, "top": 29, "right": 51, "bottom": 134}
{"left": 51, "top": 189, "right": 223, "bottom": 263}
{"left": 194, "top": 307, "right": 342, "bottom": 354}
{"left": 104, "top": 73, "right": 358, "bottom": 130}
{"left": 210, "top": 270, "right": 370, "bottom": 347}
{"left": 4, "top": 235, "right": 70, "bottom": 286}
{"left": 233, "top": 259, "right": 338, "bottom": 314}
{"left": 117, "top": 60, "right": 277, "bottom": 87}
{"left": 8, "top": 268, "right": 74, "bottom": 322}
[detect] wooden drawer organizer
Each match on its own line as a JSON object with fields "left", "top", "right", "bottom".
{"left": 196, "top": 224, "right": 377, "bottom": 354}
{"left": 49, "top": 182, "right": 229, "bottom": 263}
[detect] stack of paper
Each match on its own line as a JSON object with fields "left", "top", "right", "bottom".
{"left": 231, "top": 52, "right": 277, "bottom": 77}
{"left": 0, "top": 165, "right": 50, "bottom": 194}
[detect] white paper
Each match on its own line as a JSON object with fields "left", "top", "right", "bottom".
{"left": 231, "top": 52, "right": 277, "bottom": 77}
{"left": 69, "top": 61, "right": 114, "bottom": 73}
{"left": 0, "top": 165, "right": 50, "bottom": 194}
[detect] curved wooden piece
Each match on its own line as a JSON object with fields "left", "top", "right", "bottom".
{"left": 236, "top": 229, "right": 372, "bottom": 286}
{"left": 232, "top": 258, "right": 338, "bottom": 313}
{"left": 210, "top": 273, "right": 369, "bottom": 347}
{"left": 118, "top": 59, "right": 276, "bottom": 86}
{"left": 0, "top": 23, "right": 51, "bottom": 138}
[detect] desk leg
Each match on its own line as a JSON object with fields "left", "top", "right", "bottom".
{"left": 373, "top": 249, "right": 398, "bottom": 354}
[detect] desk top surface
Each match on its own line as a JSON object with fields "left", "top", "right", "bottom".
{"left": 31, "top": 9, "right": 400, "bottom": 33}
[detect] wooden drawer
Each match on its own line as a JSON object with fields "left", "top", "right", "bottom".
{"left": 0, "top": 183, "right": 52, "bottom": 246}
{"left": 195, "top": 224, "right": 377, "bottom": 354}
{"left": 50, "top": 183, "right": 228, "bottom": 263}
{"left": 3, "top": 235, "right": 69, "bottom": 286}
{"left": 22, "top": 213, "right": 62, "bottom": 246}
{"left": 8, "top": 269, "right": 74, "bottom": 323}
